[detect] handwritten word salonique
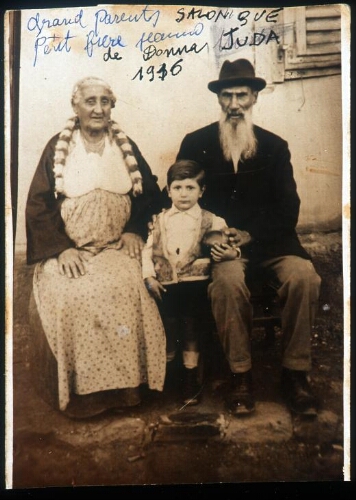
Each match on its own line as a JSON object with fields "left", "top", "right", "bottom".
{"left": 175, "top": 6, "right": 283, "bottom": 25}
{"left": 26, "top": 5, "right": 283, "bottom": 70}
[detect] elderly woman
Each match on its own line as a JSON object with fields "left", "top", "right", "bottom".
{"left": 26, "top": 76, "right": 166, "bottom": 418}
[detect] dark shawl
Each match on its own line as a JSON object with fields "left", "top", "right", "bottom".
{"left": 26, "top": 134, "right": 162, "bottom": 264}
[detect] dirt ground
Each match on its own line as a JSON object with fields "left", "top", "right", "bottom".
{"left": 6, "top": 230, "right": 350, "bottom": 493}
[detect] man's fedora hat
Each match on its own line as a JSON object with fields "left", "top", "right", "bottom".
{"left": 208, "top": 58, "right": 266, "bottom": 94}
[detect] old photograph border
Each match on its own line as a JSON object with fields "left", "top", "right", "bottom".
{"left": 2, "top": 0, "right": 353, "bottom": 492}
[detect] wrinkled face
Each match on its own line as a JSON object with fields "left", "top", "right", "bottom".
{"left": 72, "top": 84, "right": 112, "bottom": 134}
{"left": 218, "top": 85, "right": 257, "bottom": 125}
{"left": 168, "top": 177, "right": 204, "bottom": 211}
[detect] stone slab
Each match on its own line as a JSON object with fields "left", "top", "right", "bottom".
{"left": 153, "top": 412, "right": 226, "bottom": 442}
{"left": 223, "top": 402, "right": 293, "bottom": 443}
{"left": 57, "top": 417, "right": 146, "bottom": 446}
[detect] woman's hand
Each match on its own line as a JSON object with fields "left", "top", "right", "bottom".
{"left": 223, "top": 227, "right": 252, "bottom": 247}
{"left": 211, "top": 243, "right": 240, "bottom": 263}
{"left": 57, "top": 248, "right": 91, "bottom": 278}
{"left": 118, "top": 232, "right": 144, "bottom": 260}
{"left": 144, "top": 277, "right": 166, "bottom": 301}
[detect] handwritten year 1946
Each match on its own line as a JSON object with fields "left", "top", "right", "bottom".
{"left": 132, "top": 59, "right": 183, "bottom": 82}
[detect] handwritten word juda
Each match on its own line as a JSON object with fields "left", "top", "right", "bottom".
{"left": 26, "top": 5, "right": 283, "bottom": 71}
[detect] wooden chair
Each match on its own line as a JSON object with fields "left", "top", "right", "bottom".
{"left": 247, "top": 271, "right": 281, "bottom": 347}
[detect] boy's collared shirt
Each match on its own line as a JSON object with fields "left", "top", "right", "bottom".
{"left": 165, "top": 204, "right": 204, "bottom": 260}
{"left": 142, "top": 204, "right": 227, "bottom": 280}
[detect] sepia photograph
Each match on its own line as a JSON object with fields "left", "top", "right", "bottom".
{"left": 3, "top": 0, "right": 351, "bottom": 491}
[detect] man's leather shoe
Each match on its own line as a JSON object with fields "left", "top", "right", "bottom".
{"left": 281, "top": 368, "right": 318, "bottom": 416}
{"left": 226, "top": 370, "right": 255, "bottom": 416}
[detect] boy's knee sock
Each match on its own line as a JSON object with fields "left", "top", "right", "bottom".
{"left": 166, "top": 351, "right": 176, "bottom": 363}
{"left": 183, "top": 350, "right": 200, "bottom": 369}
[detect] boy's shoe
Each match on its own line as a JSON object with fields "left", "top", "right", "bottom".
{"left": 182, "top": 367, "right": 202, "bottom": 406}
{"left": 281, "top": 368, "right": 318, "bottom": 416}
{"left": 226, "top": 370, "right": 255, "bottom": 416}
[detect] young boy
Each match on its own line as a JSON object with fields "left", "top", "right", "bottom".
{"left": 142, "top": 160, "right": 240, "bottom": 406}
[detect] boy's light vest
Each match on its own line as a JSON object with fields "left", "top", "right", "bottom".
{"left": 151, "top": 209, "right": 214, "bottom": 284}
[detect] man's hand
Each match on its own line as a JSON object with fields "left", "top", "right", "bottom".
{"left": 57, "top": 248, "right": 91, "bottom": 279}
{"left": 211, "top": 243, "right": 240, "bottom": 262}
{"left": 117, "top": 232, "right": 144, "bottom": 259}
{"left": 223, "top": 227, "right": 252, "bottom": 247}
{"left": 144, "top": 277, "right": 167, "bottom": 301}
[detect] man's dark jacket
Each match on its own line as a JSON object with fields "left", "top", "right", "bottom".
{"left": 175, "top": 122, "right": 310, "bottom": 262}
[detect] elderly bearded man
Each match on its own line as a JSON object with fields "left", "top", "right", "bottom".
{"left": 175, "top": 58, "right": 321, "bottom": 417}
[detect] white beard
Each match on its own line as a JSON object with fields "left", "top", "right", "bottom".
{"left": 219, "top": 109, "right": 257, "bottom": 171}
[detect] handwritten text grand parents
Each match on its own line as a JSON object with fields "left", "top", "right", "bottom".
{"left": 26, "top": 4, "right": 283, "bottom": 80}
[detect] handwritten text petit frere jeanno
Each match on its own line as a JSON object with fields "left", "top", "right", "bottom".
{"left": 26, "top": 5, "right": 283, "bottom": 80}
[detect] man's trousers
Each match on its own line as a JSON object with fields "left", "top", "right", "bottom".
{"left": 207, "top": 256, "right": 321, "bottom": 373}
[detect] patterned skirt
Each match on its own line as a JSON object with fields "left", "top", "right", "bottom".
{"left": 30, "top": 189, "right": 166, "bottom": 416}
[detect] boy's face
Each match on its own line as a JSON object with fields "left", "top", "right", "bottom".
{"left": 168, "top": 177, "right": 204, "bottom": 212}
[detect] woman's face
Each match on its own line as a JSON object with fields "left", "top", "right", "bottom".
{"left": 73, "top": 84, "right": 112, "bottom": 134}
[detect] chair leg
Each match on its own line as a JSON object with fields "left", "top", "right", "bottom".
{"left": 263, "top": 322, "right": 276, "bottom": 348}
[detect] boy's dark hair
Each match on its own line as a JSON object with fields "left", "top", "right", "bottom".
{"left": 167, "top": 159, "right": 205, "bottom": 188}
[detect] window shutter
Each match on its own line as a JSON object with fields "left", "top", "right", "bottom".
{"left": 282, "top": 5, "right": 341, "bottom": 80}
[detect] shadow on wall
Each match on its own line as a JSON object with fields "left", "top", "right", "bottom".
{"left": 298, "top": 215, "right": 342, "bottom": 235}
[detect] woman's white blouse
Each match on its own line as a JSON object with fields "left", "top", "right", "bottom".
{"left": 62, "top": 130, "right": 133, "bottom": 198}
